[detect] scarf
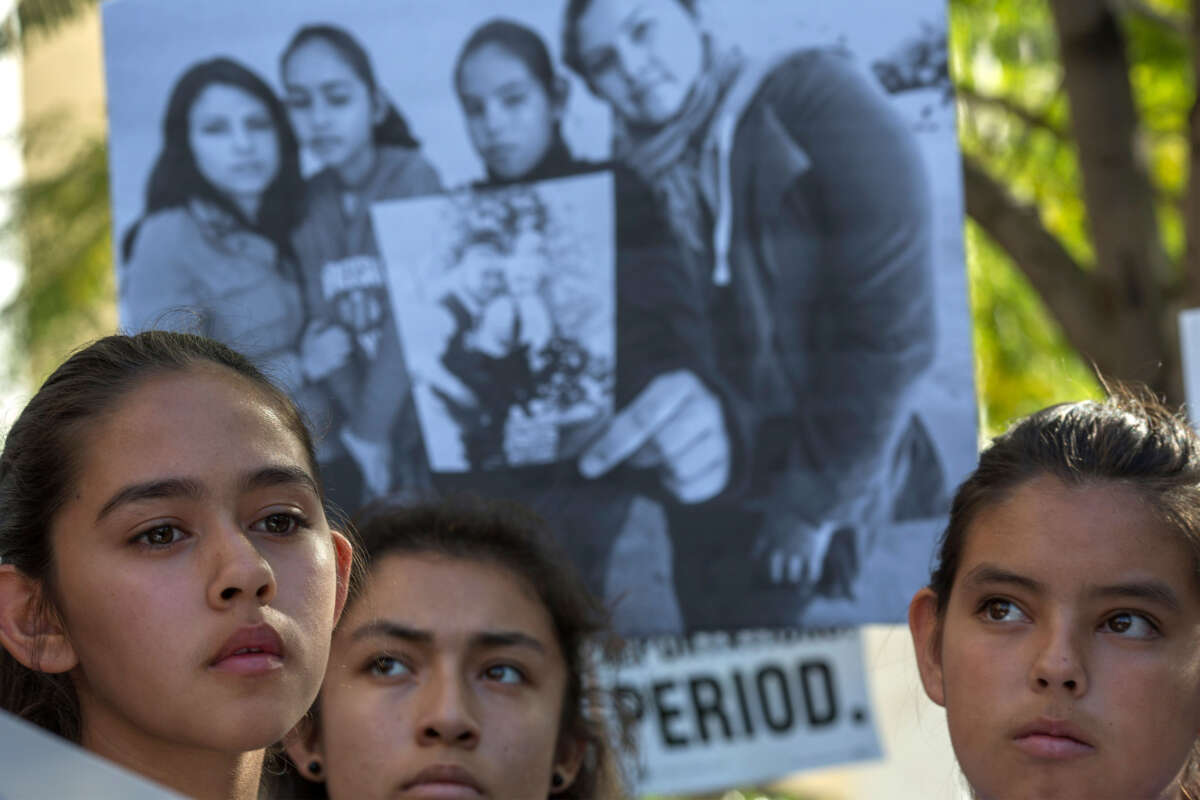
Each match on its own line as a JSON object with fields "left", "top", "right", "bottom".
{"left": 615, "top": 41, "right": 745, "bottom": 266}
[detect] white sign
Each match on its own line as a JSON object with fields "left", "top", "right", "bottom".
{"left": 1180, "top": 309, "right": 1200, "bottom": 428}
{"left": 601, "top": 629, "right": 881, "bottom": 795}
{"left": 0, "top": 710, "right": 184, "bottom": 799}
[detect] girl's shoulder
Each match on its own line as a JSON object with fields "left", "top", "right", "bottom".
{"left": 373, "top": 146, "right": 443, "bottom": 198}
{"left": 133, "top": 206, "right": 205, "bottom": 247}
{"left": 125, "top": 205, "right": 216, "bottom": 270}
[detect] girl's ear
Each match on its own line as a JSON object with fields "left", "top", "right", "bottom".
{"left": 908, "top": 587, "right": 946, "bottom": 707}
{"left": 283, "top": 715, "right": 326, "bottom": 784}
{"left": 371, "top": 88, "right": 389, "bottom": 126}
{"left": 551, "top": 76, "right": 570, "bottom": 119}
{"left": 550, "top": 733, "right": 587, "bottom": 795}
{"left": 0, "top": 565, "right": 77, "bottom": 674}
{"left": 330, "top": 530, "right": 354, "bottom": 624}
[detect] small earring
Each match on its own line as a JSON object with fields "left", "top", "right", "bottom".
{"left": 551, "top": 772, "right": 564, "bottom": 788}
{"left": 307, "top": 760, "right": 323, "bottom": 777}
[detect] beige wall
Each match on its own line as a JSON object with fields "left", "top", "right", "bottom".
{"left": 21, "top": 4, "right": 105, "bottom": 178}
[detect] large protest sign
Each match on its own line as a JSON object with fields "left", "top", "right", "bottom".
{"left": 602, "top": 629, "right": 881, "bottom": 795}
{"left": 102, "top": 0, "right": 974, "bottom": 636}
{"left": 0, "top": 709, "right": 185, "bottom": 799}
{"left": 1181, "top": 309, "right": 1200, "bottom": 427}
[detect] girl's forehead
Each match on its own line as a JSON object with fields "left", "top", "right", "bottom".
{"left": 85, "top": 367, "right": 304, "bottom": 467}
{"left": 349, "top": 553, "right": 556, "bottom": 638}
{"left": 192, "top": 82, "right": 265, "bottom": 115}
{"left": 465, "top": 42, "right": 530, "bottom": 73}
{"left": 956, "top": 476, "right": 1200, "bottom": 601}
{"left": 285, "top": 39, "right": 359, "bottom": 80}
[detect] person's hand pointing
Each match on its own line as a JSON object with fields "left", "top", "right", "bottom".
{"left": 579, "top": 369, "right": 730, "bottom": 504}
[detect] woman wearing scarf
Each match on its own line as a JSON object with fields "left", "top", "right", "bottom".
{"left": 565, "top": 0, "right": 940, "bottom": 628}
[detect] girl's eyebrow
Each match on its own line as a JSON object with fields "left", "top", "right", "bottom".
{"left": 96, "top": 465, "right": 317, "bottom": 522}
{"left": 961, "top": 564, "right": 1043, "bottom": 593}
{"left": 351, "top": 621, "right": 546, "bottom": 653}
{"left": 963, "top": 564, "right": 1183, "bottom": 611}
{"left": 241, "top": 464, "right": 320, "bottom": 497}
{"left": 1089, "top": 581, "right": 1180, "bottom": 612}
{"left": 352, "top": 621, "right": 432, "bottom": 643}
{"left": 97, "top": 477, "right": 203, "bottom": 522}
{"left": 473, "top": 631, "right": 545, "bottom": 654}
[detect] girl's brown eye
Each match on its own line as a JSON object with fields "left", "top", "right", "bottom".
{"left": 134, "top": 525, "right": 185, "bottom": 547}
{"left": 986, "top": 599, "right": 1011, "bottom": 620}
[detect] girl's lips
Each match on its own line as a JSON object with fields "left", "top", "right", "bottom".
{"left": 401, "top": 765, "right": 483, "bottom": 798}
{"left": 1011, "top": 719, "right": 1095, "bottom": 760}
{"left": 210, "top": 623, "right": 284, "bottom": 675}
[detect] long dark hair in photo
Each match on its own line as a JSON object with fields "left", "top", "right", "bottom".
{"left": 121, "top": 57, "right": 305, "bottom": 263}
{"left": 281, "top": 24, "right": 420, "bottom": 150}
{"left": 455, "top": 18, "right": 559, "bottom": 101}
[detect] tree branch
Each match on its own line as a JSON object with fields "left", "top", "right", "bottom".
{"left": 1184, "top": 0, "right": 1200, "bottom": 305}
{"left": 963, "top": 156, "right": 1107, "bottom": 357}
{"left": 956, "top": 84, "right": 1069, "bottom": 139}
{"left": 1108, "top": 0, "right": 1191, "bottom": 36}
{"left": 1046, "top": 0, "right": 1174, "bottom": 392}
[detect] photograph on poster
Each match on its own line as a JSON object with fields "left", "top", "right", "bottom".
{"left": 372, "top": 174, "right": 615, "bottom": 473}
{"left": 102, "top": 0, "right": 976, "bottom": 636}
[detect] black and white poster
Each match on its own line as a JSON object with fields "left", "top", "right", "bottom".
{"left": 103, "top": 0, "right": 975, "bottom": 636}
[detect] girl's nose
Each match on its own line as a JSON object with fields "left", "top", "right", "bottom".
{"left": 207, "top": 524, "right": 276, "bottom": 610}
{"left": 310, "top": 98, "right": 331, "bottom": 128}
{"left": 230, "top": 123, "right": 254, "bottom": 152}
{"left": 414, "top": 668, "right": 481, "bottom": 749}
{"left": 1029, "top": 621, "right": 1087, "bottom": 696}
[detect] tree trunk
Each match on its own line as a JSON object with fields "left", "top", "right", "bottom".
{"left": 1047, "top": 0, "right": 1176, "bottom": 400}
{"left": 1186, "top": 1, "right": 1200, "bottom": 308}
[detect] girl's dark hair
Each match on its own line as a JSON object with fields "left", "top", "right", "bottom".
{"left": 122, "top": 58, "right": 305, "bottom": 263}
{"left": 455, "top": 18, "right": 558, "bottom": 97}
{"left": 281, "top": 24, "right": 420, "bottom": 150}
{"left": 927, "top": 385, "right": 1200, "bottom": 792}
{"left": 271, "top": 496, "right": 625, "bottom": 800}
{"left": 0, "top": 330, "right": 323, "bottom": 742}
{"left": 561, "top": 0, "right": 697, "bottom": 79}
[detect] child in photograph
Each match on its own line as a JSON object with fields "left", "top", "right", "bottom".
{"left": 120, "top": 58, "right": 329, "bottom": 400}
{"left": 282, "top": 24, "right": 444, "bottom": 507}
{"left": 430, "top": 185, "right": 606, "bottom": 472}
{"left": 0, "top": 331, "right": 353, "bottom": 800}
{"left": 273, "top": 497, "right": 626, "bottom": 800}
{"left": 909, "top": 389, "right": 1200, "bottom": 800}
{"left": 449, "top": 17, "right": 720, "bottom": 626}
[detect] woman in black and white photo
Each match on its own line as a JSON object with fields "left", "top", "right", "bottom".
{"left": 564, "top": 0, "right": 942, "bottom": 627}
{"left": 282, "top": 24, "right": 444, "bottom": 506}
{"left": 434, "top": 17, "right": 714, "bottom": 613}
{"left": 120, "top": 58, "right": 331, "bottom": 403}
